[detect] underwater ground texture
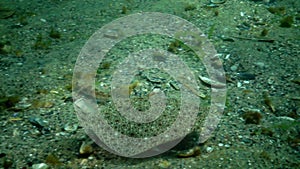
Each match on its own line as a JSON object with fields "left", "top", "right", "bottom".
{"left": 0, "top": 0, "right": 299, "bottom": 168}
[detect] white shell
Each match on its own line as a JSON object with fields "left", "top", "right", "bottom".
{"left": 199, "top": 76, "right": 226, "bottom": 88}
{"left": 210, "top": 0, "right": 227, "bottom": 4}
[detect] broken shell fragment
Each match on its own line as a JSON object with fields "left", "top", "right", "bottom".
{"left": 64, "top": 123, "right": 78, "bottom": 132}
{"left": 177, "top": 146, "right": 201, "bottom": 158}
{"left": 210, "top": 0, "right": 227, "bottom": 4}
{"left": 79, "top": 141, "right": 93, "bottom": 155}
{"left": 199, "top": 76, "right": 226, "bottom": 88}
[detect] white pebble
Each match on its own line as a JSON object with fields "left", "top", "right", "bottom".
{"left": 32, "top": 163, "right": 49, "bottom": 169}
{"left": 237, "top": 82, "right": 242, "bottom": 88}
{"left": 225, "top": 54, "right": 231, "bottom": 59}
{"left": 206, "top": 146, "right": 213, "bottom": 153}
{"left": 230, "top": 65, "right": 238, "bottom": 71}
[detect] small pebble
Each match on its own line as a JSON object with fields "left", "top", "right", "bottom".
{"left": 206, "top": 146, "right": 213, "bottom": 153}
{"left": 32, "top": 163, "right": 49, "bottom": 169}
{"left": 225, "top": 54, "right": 231, "bottom": 59}
{"left": 230, "top": 65, "right": 238, "bottom": 71}
{"left": 28, "top": 117, "right": 48, "bottom": 129}
{"left": 237, "top": 82, "right": 242, "bottom": 88}
{"left": 254, "top": 62, "right": 265, "bottom": 68}
{"left": 267, "top": 77, "right": 275, "bottom": 85}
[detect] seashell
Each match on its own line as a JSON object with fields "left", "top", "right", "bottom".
{"left": 64, "top": 123, "right": 78, "bottom": 132}
{"left": 210, "top": 0, "right": 227, "bottom": 4}
{"left": 177, "top": 146, "right": 201, "bottom": 158}
{"left": 79, "top": 141, "right": 93, "bottom": 155}
{"left": 199, "top": 76, "right": 226, "bottom": 88}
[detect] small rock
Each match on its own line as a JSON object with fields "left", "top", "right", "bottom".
{"left": 254, "top": 62, "right": 265, "bottom": 68}
{"left": 32, "top": 163, "right": 49, "bottom": 169}
{"left": 237, "top": 82, "right": 242, "bottom": 88}
{"left": 230, "top": 65, "right": 238, "bottom": 71}
{"left": 28, "top": 116, "right": 49, "bottom": 131}
{"left": 224, "top": 144, "right": 230, "bottom": 148}
{"left": 40, "top": 18, "right": 47, "bottom": 22}
{"left": 206, "top": 146, "right": 214, "bottom": 153}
